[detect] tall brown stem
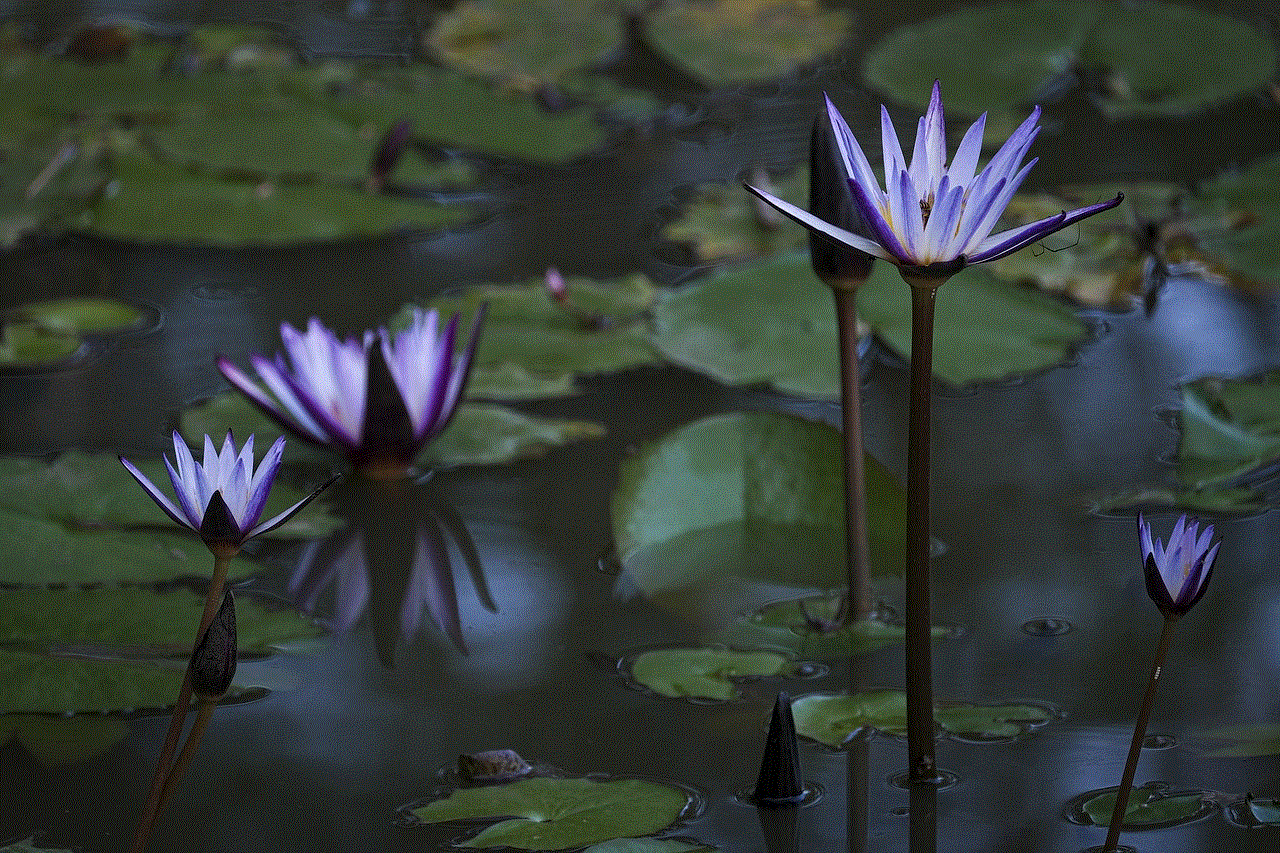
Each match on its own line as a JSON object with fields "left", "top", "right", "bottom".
{"left": 832, "top": 287, "right": 873, "bottom": 622}
{"left": 130, "top": 552, "right": 233, "bottom": 853}
{"left": 1103, "top": 616, "right": 1179, "bottom": 852}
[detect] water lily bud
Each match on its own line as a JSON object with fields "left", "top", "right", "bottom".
{"left": 751, "top": 692, "right": 805, "bottom": 807}
{"left": 808, "top": 112, "right": 874, "bottom": 288}
{"left": 191, "top": 591, "right": 237, "bottom": 700}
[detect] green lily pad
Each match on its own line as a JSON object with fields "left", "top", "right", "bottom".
{"left": 1202, "top": 723, "right": 1280, "bottom": 758}
{"left": 641, "top": 0, "right": 852, "bottom": 86}
{"left": 582, "top": 840, "right": 713, "bottom": 853}
{"left": 1186, "top": 154, "right": 1280, "bottom": 289}
{"left": 182, "top": 25, "right": 298, "bottom": 70}
{"left": 1078, "top": 784, "right": 1212, "bottom": 829}
{"left": 626, "top": 647, "right": 796, "bottom": 701}
{"left": 0, "top": 134, "right": 108, "bottom": 249}
{"left": 864, "top": 1, "right": 1276, "bottom": 122}
{"left": 1247, "top": 796, "right": 1280, "bottom": 825}
{"left": 716, "top": 596, "right": 948, "bottom": 660}
{"left": 0, "top": 322, "right": 84, "bottom": 368}
{"left": 791, "top": 690, "right": 1052, "bottom": 747}
{"left": 0, "top": 714, "right": 128, "bottom": 766}
{"left": 0, "top": 587, "right": 320, "bottom": 714}
{"left": 424, "top": 0, "right": 624, "bottom": 88}
{"left": 73, "top": 154, "right": 474, "bottom": 245}
{"left": 401, "top": 273, "right": 659, "bottom": 398}
{"left": 661, "top": 170, "right": 809, "bottom": 263}
{"left": 411, "top": 776, "right": 692, "bottom": 850}
{"left": 0, "top": 450, "right": 338, "bottom": 543}
{"left": 8, "top": 297, "right": 147, "bottom": 335}
{"left": 1090, "top": 486, "right": 1265, "bottom": 516}
{"left": 0, "top": 840, "right": 73, "bottom": 853}
{"left": 610, "top": 411, "right": 905, "bottom": 597}
{"left": 181, "top": 392, "right": 604, "bottom": 469}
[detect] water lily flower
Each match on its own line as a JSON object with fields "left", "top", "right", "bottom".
{"left": 120, "top": 431, "right": 331, "bottom": 557}
{"left": 747, "top": 82, "right": 1123, "bottom": 275}
{"left": 216, "top": 307, "right": 485, "bottom": 476}
{"left": 1138, "top": 513, "right": 1218, "bottom": 618}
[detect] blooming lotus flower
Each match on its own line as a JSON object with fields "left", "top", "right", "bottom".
{"left": 216, "top": 307, "right": 485, "bottom": 476}
{"left": 1138, "top": 513, "right": 1218, "bottom": 618}
{"left": 747, "top": 83, "right": 1123, "bottom": 275}
{"left": 120, "top": 432, "right": 331, "bottom": 556}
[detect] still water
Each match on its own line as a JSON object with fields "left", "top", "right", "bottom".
{"left": 3, "top": 1, "right": 1279, "bottom": 852}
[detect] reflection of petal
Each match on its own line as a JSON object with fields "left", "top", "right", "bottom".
{"left": 435, "top": 500, "right": 497, "bottom": 614}
{"left": 333, "top": 535, "right": 371, "bottom": 634}
{"left": 404, "top": 521, "right": 466, "bottom": 655}
{"left": 289, "top": 529, "right": 370, "bottom": 634}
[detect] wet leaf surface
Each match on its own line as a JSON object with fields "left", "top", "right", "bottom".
{"left": 581, "top": 839, "right": 713, "bottom": 853}
{"left": 8, "top": 298, "right": 147, "bottom": 335}
{"left": 661, "top": 171, "right": 809, "bottom": 263}
{"left": 863, "top": 1, "right": 1276, "bottom": 121}
{"left": 626, "top": 647, "right": 795, "bottom": 701}
{"left": 0, "top": 714, "right": 128, "bottom": 766}
{"left": 1078, "top": 784, "right": 1212, "bottom": 829}
{"left": 411, "top": 776, "right": 691, "bottom": 850}
{"left": 0, "top": 322, "right": 84, "bottom": 368}
{"left": 0, "top": 587, "right": 320, "bottom": 713}
{"left": 791, "top": 690, "right": 1052, "bottom": 747}
{"left": 1185, "top": 154, "right": 1280, "bottom": 289}
{"left": 0, "top": 840, "right": 73, "bottom": 853}
{"left": 641, "top": 0, "right": 852, "bottom": 86}
{"left": 610, "top": 412, "right": 905, "bottom": 597}
{"left": 1202, "top": 723, "right": 1280, "bottom": 758}
{"left": 1247, "top": 796, "right": 1280, "bottom": 825}
{"left": 715, "top": 597, "right": 947, "bottom": 660}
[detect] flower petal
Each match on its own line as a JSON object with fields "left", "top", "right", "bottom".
{"left": 947, "top": 112, "right": 987, "bottom": 188}
{"left": 246, "top": 473, "right": 339, "bottom": 539}
{"left": 120, "top": 456, "right": 194, "bottom": 531}
{"left": 743, "top": 183, "right": 895, "bottom": 260}
{"left": 969, "top": 193, "right": 1125, "bottom": 264}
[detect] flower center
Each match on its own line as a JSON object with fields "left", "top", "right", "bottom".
{"left": 919, "top": 197, "right": 932, "bottom": 226}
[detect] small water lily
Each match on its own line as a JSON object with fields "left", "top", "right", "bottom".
{"left": 747, "top": 82, "right": 1123, "bottom": 274}
{"left": 217, "top": 307, "right": 484, "bottom": 476}
{"left": 120, "top": 431, "right": 330, "bottom": 556}
{"left": 1138, "top": 513, "right": 1218, "bottom": 618}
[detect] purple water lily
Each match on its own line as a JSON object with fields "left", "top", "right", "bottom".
{"left": 217, "top": 307, "right": 485, "bottom": 476}
{"left": 120, "top": 432, "right": 330, "bottom": 556}
{"left": 747, "top": 82, "right": 1123, "bottom": 273}
{"left": 1138, "top": 513, "right": 1218, "bottom": 618}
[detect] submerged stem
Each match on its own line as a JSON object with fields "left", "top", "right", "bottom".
{"left": 832, "top": 287, "right": 874, "bottom": 623}
{"left": 130, "top": 552, "right": 233, "bottom": 853}
{"left": 903, "top": 276, "right": 943, "bottom": 783}
{"left": 155, "top": 699, "right": 218, "bottom": 814}
{"left": 1103, "top": 616, "right": 1179, "bottom": 852}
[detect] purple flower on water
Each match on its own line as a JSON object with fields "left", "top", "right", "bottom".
{"left": 120, "top": 432, "right": 331, "bottom": 556}
{"left": 747, "top": 82, "right": 1123, "bottom": 274}
{"left": 1138, "top": 513, "right": 1219, "bottom": 618}
{"left": 217, "top": 307, "right": 485, "bottom": 476}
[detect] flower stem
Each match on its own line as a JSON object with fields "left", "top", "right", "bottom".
{"left": 130, "top": 553, "right": 232, "bottom": 853}
{"left": 903, "top": 278, "right": 940, "bottom": 783}
{"left": 155, "top": 699, "right": 218, "bottom": 814}
{"left": 1103, "top": 616, "right": 1179, "bottom": 852}
{"left": 832, "top": 287, "right": 874, "bottom": 623}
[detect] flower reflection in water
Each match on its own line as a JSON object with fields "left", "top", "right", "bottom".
{"left": 290, "top": 479, "right": 495, "bottom": 664}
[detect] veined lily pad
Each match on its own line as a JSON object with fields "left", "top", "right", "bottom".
{"left": 661, "top": 170, "right": 809, "bottom": 263}
{"left": 1185, "top": 154, "right": 1280, "bottom": 289}
{"left": 626, "top": 647, "right": 796, "bottom": 701}
{"left": 411, "top": 776, "right": 692, "bottom": 850}
{"left": 0, "top": 714, "right": 128, "bottom": 766}
{"left": 8, "top": 298, "right": 148, "bottom": 335}
{"left": 582, "top": 840, "right": 713, "bottom": 853}
{"left": 864, "top": 1, "right": 1276, "bottom": 121}
{"left": 1202, "top": 723, "right": 1280, "bottom": 758}
{"left": 1176, "top": 373, "right": 1280, "bottom": 489}
{"left": 791, "top": 690, "right": 1052, "bottom": 747}
{"left": 641, "top": 0, "right": 852, "bottom": 86}
{"left": 1074, "top": 784, "right": 1213, "bottom": 829}
{"left": 715, "top": 597, "right": 948, "bottom": 660}
{"left": 181, "top": 393, "right": 604, "bottom": 469}
{"left": 0, "top": 587, "right": 320, "bottom": 714}
{"left": 610, "top": 411, "right": 905, "bottom": 597}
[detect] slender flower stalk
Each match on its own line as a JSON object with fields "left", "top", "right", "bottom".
{"left": 217, "top": 306, "right": 485, "bottom": 478}
{"left": 1103, "top": 514, "right": 1218, "bottom": 852}
{"left": 748, "top": 83, "right": 1123, "bottom": 783}
{"left": 120, "top": 433, "right": 332, "bottom": 853}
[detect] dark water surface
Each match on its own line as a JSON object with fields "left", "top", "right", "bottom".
{"left": 3, "top": 2, "right": 1280, "bottom": 852}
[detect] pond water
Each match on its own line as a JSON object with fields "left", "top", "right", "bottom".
{"left": 2, "top": 2, "right": 1279, "bottom": 852}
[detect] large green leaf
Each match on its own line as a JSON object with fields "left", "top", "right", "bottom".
{"left": 1186, "top": 154, "right": 1280, "bottom": 289}
{"left": 1078, "top": 784, "right": 1212, "bottom": 829}
{"left": 0, "top": 322, "right": 84, "bottom": 368}
{"left": 0, "top": 587, "right": 320, "bottom": 714}
{"left": 626, "top": 647, "right": 795, "bottom": 701}
{"left": 582, "top": 840, "right": 712, "bottom": 853}
{"left": 660, "top": 170, "right": 809, "bottom": 263}
{"left": 1247, "top": 796, "right": 1280, "bottom": 825}
{"left": 715, "top": 596, "right": 948, "bottom": 660}
{"left": 1175, "top": 373, "right": 1280, "bottom": 489}
{"left": 411, "top": 777, "right": 692, "bottom": 850}
{"left": 1202, "top": 723, "right": 1280, "bottom": 758}
{"left": 610, "top": 412, "right": 905, "bottom": 597}
{"left": 641, "top": 0, "right": 852, "bottom": 86}
{"left": 8, "top": 298, "right": 148, "bottom": 335}
{"left": 791, "top": 690, "right": 1052, "bottom": 748}
{"left": 0, "top": 714, "right": 128, "bottom": 766}
{"left": 863, "top": 1, "right": 1276, "bottom": 121}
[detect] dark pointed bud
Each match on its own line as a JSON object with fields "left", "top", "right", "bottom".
{"left": 191, "top": 591, "right": 237, "bottom": 700}
{"left": 751, "top": 692, "right": 805, "bottom": 807}
{"left": 369, "top": 119, "right": 412, "bottom": 188}
{"left": 358, "top": 338, "right": 418, "bottom": 472}
{"left": 199, "top": 490, "right": 242, "bottom": 556}
{"left": 809, "top": 113, "right": 874, "bottom": 288}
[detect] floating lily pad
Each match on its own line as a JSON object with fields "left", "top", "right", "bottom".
{"left": 864, "top": 1, "right": 1276, "bottom": 121}
{"left": 8, "top": 298, "right": 148, "bottom": 335}
{"left": 1202, "top": 723, "right": 1280, "bottom": 758}
{"left": 0, "top": 841, "right": 73, "bottom": 853}
{"left": 582, "top": 839, "right": 713, "bottom": 853}
{"left": 182, "top": 392, "right": 604, "bottom": 469}
{"left": 641, "top": 0, "right": 852, "bottom": 86}
{"left": 626, "top": 647, "right": 796, "bottom": 701}
{"left": 791, "top": 690, "right": 1052, "bottom": 748}
{"left": 424, "top": 0, "right": 624, "bottom": 88}
{"left": 0, "top": 322, "right": 84, "bottom": 368}
{"left": 411, "top": 776, "right": 692, "bottom": 850}
{"left": 661, "top": 170, "right": 809, "bottom": 263}
{"left": 0, "top": 714, "right": 128, "bottom": 765}
{"left": 1247, "top": 796, "right": 1280, "bottom": 825}
{"left": 0, "top": 587, "right": 320, "bottom": 713}
{"left": 182, "top": 25, "right": 298, "bottom": 70}
{"left": 1186, "top": 154, "right": 1280, "bottom": 289}
{"left": 611, "top": 412, "right": 905, "bottom": 598}
{"left": 401, "top": 273, "right": 659, "bottom": 398}
{"left": 716, "top": 596, "right": 949, "bottom": 659}
{"left": 0, "top": 134, "right": 107, "bottom": 248}
{"left": 1075, "top": 784, "right": 1213, "bottom": 829}
{"left": 1090, "top": 486, "right": 1265, "bottom": 516}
